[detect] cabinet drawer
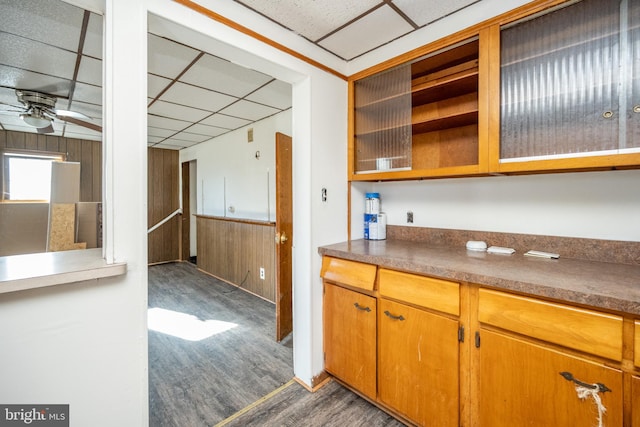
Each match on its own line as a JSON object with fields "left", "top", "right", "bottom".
{"left": 379, "top": 269, "right": 459, "bottom": 316}
{"left": 321, "top": 256, "right": 377, "bottom": 291}
{"left": 635, "top": 321, "right": 640, "bottom": 368}
{"left": 479, "top": 289, "right": 623, "bottom": 361}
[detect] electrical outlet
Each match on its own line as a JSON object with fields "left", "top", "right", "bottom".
{"left": 407, "top": 211, "right": 414, "bottom": 223}
{"left": 259, "top": 267, "right": 265, "bottom": 280}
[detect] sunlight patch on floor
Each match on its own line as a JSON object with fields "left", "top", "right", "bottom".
{"left": 148, "top": 307, "right": 237, "bottom": 341}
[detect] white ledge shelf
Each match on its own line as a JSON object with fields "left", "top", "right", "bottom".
{"left": 0, "top": 248, "right": 127, "bottom": 294}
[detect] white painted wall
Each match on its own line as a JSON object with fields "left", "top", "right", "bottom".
{"left": 180, "top": 110, "right": 292, "bottom": 221}
{"left": 351, "top": 169, "right": 640, "bottom": 243}
{"left": 0, "top": 1, "right": 149, "bottom": 427}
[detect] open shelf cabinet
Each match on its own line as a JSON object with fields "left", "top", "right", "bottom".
{"left": 350, "top": 35, "right": 489, "bottom": 180}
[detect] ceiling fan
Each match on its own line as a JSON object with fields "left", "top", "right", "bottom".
{"left": 6, "top": 89, "right": 102, "bottom": 134}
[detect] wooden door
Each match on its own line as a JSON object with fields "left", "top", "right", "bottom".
{"left": 478, "top": 329, "right": 623, "bottom": 427}
{"left": 633, "top": 376, "right": 640, "bottom": 427}
{"left": 275, "top": 132, "right": 293, "bottom": 341}
{"left": 379, "top": 299, "right": 460, "bottom": 426}
{"left": 181, "top": 161, "right": 190, "bottom": 261}
{"left": 324, "top": 283, "right": 377, "bottom": 400}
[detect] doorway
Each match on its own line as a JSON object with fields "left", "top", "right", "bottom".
{"left": 181, "top": 160, "right": 197, "bottom": 264}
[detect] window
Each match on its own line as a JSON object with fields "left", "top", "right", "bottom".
{"left": 1, "top": 150, "right": 65, "bottom": 201}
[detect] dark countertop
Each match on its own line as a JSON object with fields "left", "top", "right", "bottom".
{"left": 318, "top": 239, "right": 640, "bottom": 316}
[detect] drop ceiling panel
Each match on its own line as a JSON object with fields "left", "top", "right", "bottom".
{"left": 200, "top": 113, "right": 251, "bottom": 130}
{"left": 148, "top": 34, "right": 200, "bottom": 79}
{"left": 319, "top": 5, "right": 414, "bottom": 60}
{"left": 148, "top": 126, "right": 177, "bottom": 138}
{"left": 186, "top": 123, "right": 228, "bottom": 138}
{"left": 169, "top": 131, "right": 211, "bottom": 143}
{"left": 147, "top": 114, "right": 191, "bottom": 131}
{"left": 219, "top": 100, "right": 280, "bottom": 122}
{"left": 0, "top": 87, "right": 17, "bottom": 106}
{"left": 245, "top": 80, "right": 292, "bottom": 110}
{"left": 148, "top": 135, "right": 164, "bottom": 144}
{"left": 148, "top": 100, "right": 211, "bottom": 123}
{"left": 180, "top": 54, "right": 272, "bottom": 98}
{"left": 394, "top": 0, "right": 479, "bottom": 26}
{"left": 72, "top": 82, "right": 102, "bottom": 105}
{"left": 235, "top": 0, "right": 380, "bottom": 42}
{"left": 77, "top": 56, "right": 102, "bottom": 86}
{"left": 83, "top": 12, "right": 103, "bottom": 59}
{"left": 153, "top": 142, "right": 187, "bottom": 150}
{"left": 0, "top": 33, "right": 78, "bottom": 79}
{"left": 0, "top": 65, "right": 72, "bottom": 97}
{"left": 160, "top": 82, "right": 236, "bottom": 113}
{"left": 148, "top": 74, "right": 172, "bottom": 99}
{"left": 159, "top": 138, "right": 196, "bottom": 148}
{"left": 0, "top": 0, "right": 84, "bottom": 51}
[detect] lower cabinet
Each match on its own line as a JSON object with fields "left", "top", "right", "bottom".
{"left": 323, "top": 282, "right": 377, "bottom": 400}
{"left": 321, "top": 256, "right": 633, "bottom": 427}
{"left": 478, "top": 329, "right": 623, "bottom": 426}
{"left": 378, "top": 298, "right": 459, "bottom": 426}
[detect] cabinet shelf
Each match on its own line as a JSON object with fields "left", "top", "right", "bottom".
{"left": 412, "top": 60, "right": 479, "bottom": 104}
{"left": 413, "top": 111, "right": 478, "bottom": 135}
{"left": 412, "top": 92, "right": 478, "bottom": 134}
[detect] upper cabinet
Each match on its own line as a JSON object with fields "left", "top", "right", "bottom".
{"left": 350, "top": 37, "right": 487, "bottom": 180}
{"left": 348, "top": 0, "right": 640, "bottom": 181}
{"left": 491, "top": 0, "right": 640, "bottom": 173}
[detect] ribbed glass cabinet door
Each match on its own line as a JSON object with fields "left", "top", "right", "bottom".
{"left": 354, "top": 65, "right": 412, "bottom": 173}
{"left": 500, "top": 0, "right": 639, "bottom": 161}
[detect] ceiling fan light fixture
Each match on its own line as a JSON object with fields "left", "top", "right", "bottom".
{"left": 20, "top": 111, "right": 52, "bottom": 129}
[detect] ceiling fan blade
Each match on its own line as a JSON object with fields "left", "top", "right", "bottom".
{"left": 36, "top": 123, "right": 55, "bottom": 134}
{"left": 58, "top": 115, "right": 102, "bottom": 132}
{"left": 54, "top": 109, "right": 91, "bottom": 120}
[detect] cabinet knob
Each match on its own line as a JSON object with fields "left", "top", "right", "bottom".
{"left": 602, "top": 111, "right": 614, "bottom": 119}
{"left": 633, "top": 105, "right": 640, "bottom": 113}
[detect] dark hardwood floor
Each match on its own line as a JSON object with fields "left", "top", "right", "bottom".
{"left": 148, "top": 262, "right": 405, "bottom": 426}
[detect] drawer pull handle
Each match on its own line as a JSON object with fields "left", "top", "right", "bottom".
{"left": 559, "top": 371, "right": 611, "bottom": 393}
{"left": 384, "top": 310, "right": 405, "bottom": 321}
{"left": 353, "top": 303, "right": 371, "bottom": 312}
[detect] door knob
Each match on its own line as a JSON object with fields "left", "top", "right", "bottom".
{"left": 275, "top": 232, "right": 288, "bottom": 244}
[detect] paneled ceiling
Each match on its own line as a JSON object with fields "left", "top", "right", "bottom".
{"left": 0, "top": 0, "right": 481, "bottom": 150}
{"left": 232, "top": 0, "right": 480, "bottom": 60}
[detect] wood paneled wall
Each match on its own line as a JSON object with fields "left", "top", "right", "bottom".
{"left": 148, "top": 147, "right": 180, "bottom": 264}
{"left": 196, "top": 215, "right": 276, "bottom": 303}
{"left": 0, "top": 130, "right": 101, "bottom": 202}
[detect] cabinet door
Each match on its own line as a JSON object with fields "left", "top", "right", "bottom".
{"left": 497, "top": 0, "right": 640, "bottom": 172}
{"left": 478, "top": 329, "right": 623, "bottom": 427}
{"left": 379, "top": 299, "right": 459, "bottom": 426}
{"left": 323, "top": 283, "right": 377, "bottom": 399}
